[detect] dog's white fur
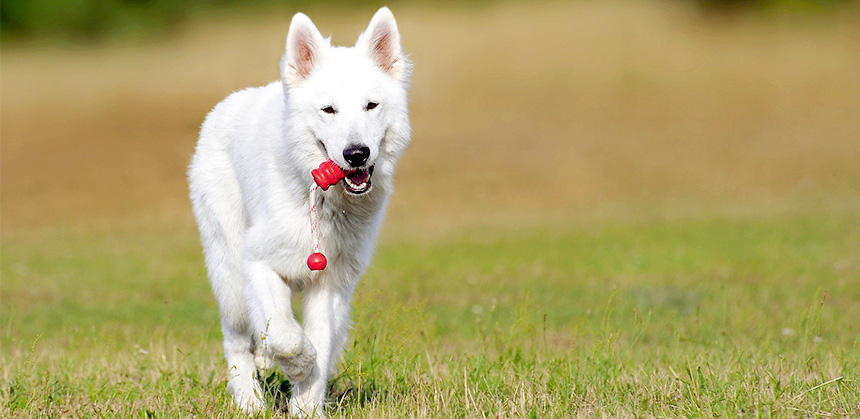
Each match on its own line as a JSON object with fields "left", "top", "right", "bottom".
{"left": 187, "top": 8, "right": 410, "bottom": 416}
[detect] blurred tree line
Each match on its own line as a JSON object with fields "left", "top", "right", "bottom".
{"left": 0, "top": 0, "right": 853, "bottom": 42}
{"left": 0, "top": 0, "right": 369, "bottom": 42}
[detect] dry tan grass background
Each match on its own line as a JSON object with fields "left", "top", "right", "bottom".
{"left": 3, "top": 1, "right": 859, "bottom": 237}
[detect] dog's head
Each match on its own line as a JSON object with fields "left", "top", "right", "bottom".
{"left": 281, "top": 7, "right": 412, "bottom": 196}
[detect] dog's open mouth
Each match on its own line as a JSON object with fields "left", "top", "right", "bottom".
{"left": 342, "top": 166, "right": 374, "bottom": 195}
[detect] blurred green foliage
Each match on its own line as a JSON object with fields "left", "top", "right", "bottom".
{"left": 0, "top": 0, "right": 363, "bottom": 42}
{"left": 1, "top": 0, "right": 193, "bottom": 41}
{"left": 697, "top": 0, "right": 851, "bottom": 12}
{"left": 0, "top": 0, "right": 854, "bottom": 42}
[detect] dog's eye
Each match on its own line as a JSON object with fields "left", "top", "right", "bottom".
{"left": 365, "top": 102, "right": 378, "bottom": 111}
{"left": 321, "top": 106, "right": 337, "bottom": 114}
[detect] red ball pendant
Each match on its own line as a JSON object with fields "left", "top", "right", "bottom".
{"left": 307, "top": 252, "right": 327, "bottom": 271}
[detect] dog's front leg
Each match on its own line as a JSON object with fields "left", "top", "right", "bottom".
{"left": 289, "top": 282, "right": 354, "bottom": 418}
{"left": 244, "top": 260, "right": 317, "bottom": 383}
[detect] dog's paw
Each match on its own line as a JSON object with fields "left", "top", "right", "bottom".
{"left": 272, "top": 333, "right": 317, "bottom": 383}
{"left": 234, "top": 396, "right": 266, "bottom": 415}
{"left": 228, "top": 379, "right": 266, "bottom": 414}
{"left": 289, "top": 396, "right": 325, "bottom": 418}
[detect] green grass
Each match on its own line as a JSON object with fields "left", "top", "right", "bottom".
{"left": 2, "top": 212, "right": 859, "bottom": 416}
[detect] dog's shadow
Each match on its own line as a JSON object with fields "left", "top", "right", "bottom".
{"left": 260, "top": 370, "right": 293, "bottom": 413}
{"left": 259, "top": 370, "right": 380, "bottom": 415}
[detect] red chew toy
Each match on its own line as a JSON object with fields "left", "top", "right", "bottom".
{"left": 311, "top": 160, "right": 345, "bottom": 190}
{"left": 307, "top": 252, "right": 327, "bottom": 271}
{"left": 307, "top": 160, "right": 343, "bottom": 271}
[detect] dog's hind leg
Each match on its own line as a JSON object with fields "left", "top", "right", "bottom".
{"left": 193, "top": 220, "right": 265, "bottom": 412}
{"left": 189, "top": 148, "right": 264, "bottom": 412}
{"left": 223, "top": 322, "right": 265, "bottom": 412}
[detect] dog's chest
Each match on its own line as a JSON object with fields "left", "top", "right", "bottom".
{"left": 266, "top": 196, "right": 381, "bottom": 284}
{"left": 318, "top": 203, "right": 377, "bottom": 265}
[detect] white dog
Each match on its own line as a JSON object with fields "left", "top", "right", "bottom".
{"left": 187, "top": 7, "right": 411, "bottom": 416}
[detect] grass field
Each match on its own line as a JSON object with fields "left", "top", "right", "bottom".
{"left": 3, "top": 214, "right": 859, "bottom": 416}
{"left": 2, "top": 0, "right": 860, "bottom": 416}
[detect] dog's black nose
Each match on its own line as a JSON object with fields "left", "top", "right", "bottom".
{"left": 343, "top": 144, "right": 370, "bottom": 167}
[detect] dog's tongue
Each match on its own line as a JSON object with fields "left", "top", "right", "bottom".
{"left": 347, "top": 169, "right": 370, "bottom": 184}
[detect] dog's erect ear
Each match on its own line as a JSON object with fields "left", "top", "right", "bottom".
{"left": 357, "top": 7, "right": 411, "bottom": 83}
{"left": 282, "top": 13, "right": 327, "bottom": 86}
